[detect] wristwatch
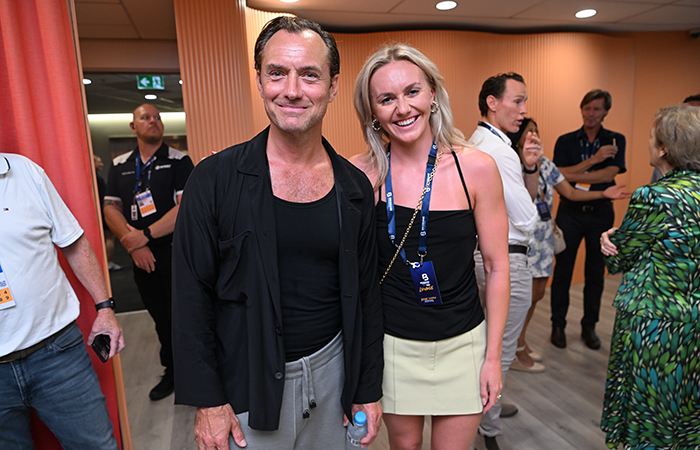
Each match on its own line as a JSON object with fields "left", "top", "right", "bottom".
{"left": 523, "top": 163, "right": 538, "bottom": 174}
{"left": 143, "top": 227, "right": 154, "bottom": 242}
{"left": 95, "top": 298, "right": 115, "bottom": 311}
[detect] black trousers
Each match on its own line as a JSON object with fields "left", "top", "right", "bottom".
{"left": 133, "top": 244, "right": 173, "bottom": 373}
{"left": 550, "top": 202, "right": 614, "bottom": 330}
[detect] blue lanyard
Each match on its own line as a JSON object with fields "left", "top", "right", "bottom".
{"left": 134, "top": 153, "right": 155, "bottom": 194}
{"left": 386, "top": 141, "right": 438, "bottom": 266}
{"left": 478, "top": 121, "right": 507, "bottom": 144}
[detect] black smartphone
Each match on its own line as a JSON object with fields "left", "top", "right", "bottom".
{"left": 91, "top": 334, "right": 111, "bottom": 363}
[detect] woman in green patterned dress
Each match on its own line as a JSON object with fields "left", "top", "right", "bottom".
{"left": 599, "top": 103, "right": 700, "bottom": 449}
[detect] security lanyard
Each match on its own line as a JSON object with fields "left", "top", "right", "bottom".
{"left": 578, "top": 137, "right": 600, "bottom": 162}
{"left": 478, "top": 121, "right": 506, "bottom": 144}
{"left": 134, "top": 154, "right": 155, "bottom": 195}
{"left": 386, "top": 141, "right": 438, "bottom": 267}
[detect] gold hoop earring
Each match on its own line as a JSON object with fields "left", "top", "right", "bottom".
{"left": 430, "top": 100, "right": 439, "bottom": 114}
{"left": 371, "top": 118, "right": 382, "bottom": 131}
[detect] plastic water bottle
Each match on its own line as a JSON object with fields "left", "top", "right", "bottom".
{"left": 346, "top": 411, "right": 368, "bottom": 449}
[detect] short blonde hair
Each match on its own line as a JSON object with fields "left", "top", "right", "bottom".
{"left": 653, "top": 103, "right": 700, "bottom": 172}
{"left": 353, "top": 44, "right": 468, "bottom": 189}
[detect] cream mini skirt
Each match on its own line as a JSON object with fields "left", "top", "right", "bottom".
{"left": 382, "top": 320, "right": 487, "bottom": 415}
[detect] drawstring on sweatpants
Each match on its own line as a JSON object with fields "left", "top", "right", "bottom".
{"left": 300, "top": 357, "right": 317, "bottom": 419}
{"left": 301, "top": 356, "right": 316, "bottom": 419}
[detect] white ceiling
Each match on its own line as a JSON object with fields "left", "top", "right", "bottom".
{"left": 75, "top": 0, "right": 700, "bottom": 40}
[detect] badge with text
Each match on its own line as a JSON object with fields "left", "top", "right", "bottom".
{"left": 0, "top": 262, "right": 16, "bottom": 310}
{"left": 536, "top": 201, "right": 552, "bottom": 221}
{"left": 410, "top": 261, "right": 443, "bottom": 306}
{"left": 135, "top": 190, "right": 157, "bottom": 218}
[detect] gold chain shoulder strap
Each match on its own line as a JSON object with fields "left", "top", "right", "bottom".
{"left": 380, "top": 149, "right": 443, "bottom": 284}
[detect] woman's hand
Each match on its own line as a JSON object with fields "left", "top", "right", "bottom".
{"left": 521, "top": 131, "right": 543, "bottom": 170}
{"left": 603, "top": 185, "right": 631, "bottom": 200}
{"left": 600, "top": 227, "right": 618, "bottom": 256}
{"left": 480, "top": 357, "right": 503, "bottom": 413}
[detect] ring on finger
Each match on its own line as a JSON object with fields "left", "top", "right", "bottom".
{"left": 496, "top": 394, "right": 502, "bottom": 400}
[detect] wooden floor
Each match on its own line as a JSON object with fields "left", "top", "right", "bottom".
{"left": 117, "top": 275, "right": 622, "bottom": 450}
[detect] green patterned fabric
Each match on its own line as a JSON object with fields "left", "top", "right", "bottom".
{"left": 601, "top": 169, "right": 700, "bottom": 449}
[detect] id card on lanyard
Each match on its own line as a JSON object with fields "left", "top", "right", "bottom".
{"left": 0, "top": 262, "right": 16, "bottom": 310}
{"left": 535, "top": 174, "right": 552, "bottom": 221}
{"left": 133, "top": 154, "right": 157, "bottom": 220}
{"left": 386, "top": 142, "right": 443, "bottom": 306}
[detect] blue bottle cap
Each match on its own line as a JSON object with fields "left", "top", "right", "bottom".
{"left": 354, "top": 411, "right": 367, "bottom": 426}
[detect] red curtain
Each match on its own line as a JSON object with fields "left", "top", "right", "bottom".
{"left": 0, "top": 0, "right": 122, "bottom": 447}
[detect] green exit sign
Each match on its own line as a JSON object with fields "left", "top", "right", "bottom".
{"left": 137, "top": 75, "right": 165, "bottom": 90}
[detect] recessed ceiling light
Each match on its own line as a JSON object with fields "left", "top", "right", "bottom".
{"left": 436, "top": 1, "right": 457, "bottom": 10}
{"left": 145, "top": 94, "right": 158, "bottom": 100}
{"left": 575, "top": 9, "right": 597, "bottom": 19}
{"left": 280, "top": 0, "right": 298, "bottom": 3}
{"left": 82, "top": 78, "right": 92, "bottom": 85}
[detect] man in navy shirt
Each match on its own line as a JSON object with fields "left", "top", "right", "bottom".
{"left": 104, "top": 104, "right": 193, "bottom": 400}
{"left": 550, "top": 90, "right": 626, "bottom": 350}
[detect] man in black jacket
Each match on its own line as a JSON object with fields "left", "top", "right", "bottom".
{"left": 172, "top": 16, "right": 383, "bottom": 450}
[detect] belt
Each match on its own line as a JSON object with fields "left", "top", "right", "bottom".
{"left": 477, "top": 244, "right": 528, "bottom": 254}
{"left": 508, "top": 244, "right": 528, "bottom": 254}
{"left": 561, "top": 199, "right": 611, "bottom": 213}
{"left": 0, "top": 322, "right": 74, "bottom": 364}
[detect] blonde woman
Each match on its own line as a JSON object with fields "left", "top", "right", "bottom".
{"left": 351, "top": 44, "right": 509, "bottom": 450}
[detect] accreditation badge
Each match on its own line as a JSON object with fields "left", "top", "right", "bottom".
{"left": 409, "top": 261, "right": 443, "bottom": 306}
{"left": 536, "top": 201, "right": 552, "bottom": 221}
{"left": 0, "top": 262, "right": 16, "bottom": 310}
{"left": 135, "top": 190, "right": 157, "bottom": 218}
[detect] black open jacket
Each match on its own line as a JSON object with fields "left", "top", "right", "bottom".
{"left": 172, "top": 128, "right": 383, "bottom": 430}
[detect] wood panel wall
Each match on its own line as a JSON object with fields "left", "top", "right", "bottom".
{"left": 173, "top": 0, "right": 254, "bottom": 162}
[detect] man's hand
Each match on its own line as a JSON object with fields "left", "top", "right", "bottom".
{"left": 120, "top": 224, "right": 149, "bottom": 253}
{"left": 195, "top": 404, "right": 246, "bottom": 450}
{"left": 480, "top": 357, "right": 503, "bottom": 413}
{"left": 521, "top": 131, "right": 543, "bottom": 170}
{"left": 88, "top": 309, "right": 125, "bottom": 359}
{"left": 592, "top": 144, "right": 618, "bottom": 164}
{"left": 344, "top": 401, "right": 382, "bottom": 448}
{"left": 131, "top": 246, "right": 156, "bottom": 273}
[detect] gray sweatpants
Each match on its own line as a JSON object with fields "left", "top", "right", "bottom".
{"left": 474, "top": 251, "right": 532, "bottom": 438}
{"left": 230, "top": 332, "right": 346, "bottom": 450}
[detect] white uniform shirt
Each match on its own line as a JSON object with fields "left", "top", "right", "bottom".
{"left": 469, "top": 123, "right": 537, "bottom": 246}
{"left": 0, "top": 153, "right": 84, "bottom": 356}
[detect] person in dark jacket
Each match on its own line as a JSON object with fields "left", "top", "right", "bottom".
{"left": 172, "top": 16, "right": 383, "bottom": 450}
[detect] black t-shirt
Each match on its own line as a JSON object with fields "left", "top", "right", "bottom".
{"left": 275, "top": 187, "right": 342, "bottom": 361}
{"left": 105, "top": 144, "right": 193, "bottom": 246}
